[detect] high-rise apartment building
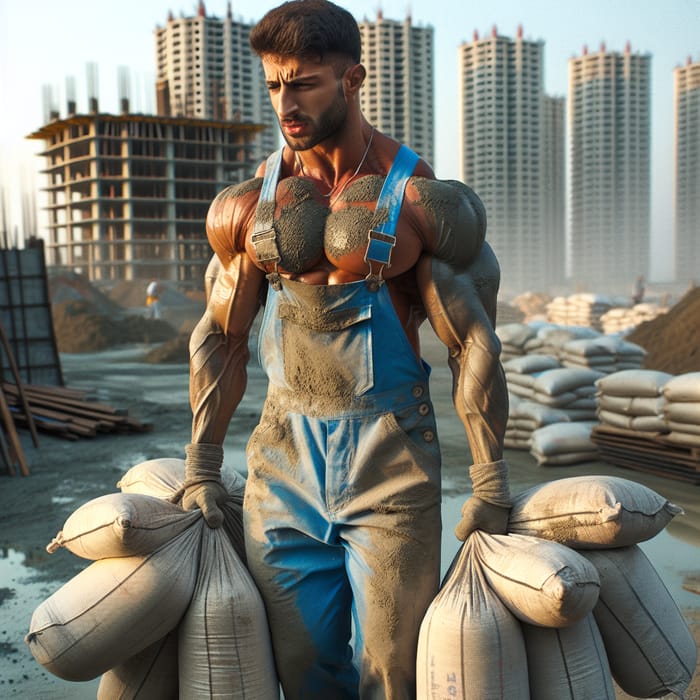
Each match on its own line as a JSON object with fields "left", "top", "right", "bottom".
{"left": 358, "top": 11, "right": 434, "bottom": 166}
{"left": 459, "top": 26, "right": 563, "bottom": 294}
{"left": 568, "top": 43, "right": 651, "bottom": 293}
{"left": 154, "top": 1, "right": 277, "bottom": 163}
{"left": 674, "top": 56, "right": 700, "bottom": 284}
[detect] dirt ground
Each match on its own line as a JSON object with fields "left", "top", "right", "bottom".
{"left": 0, "top": 326, "right": 698, "bottom": 699}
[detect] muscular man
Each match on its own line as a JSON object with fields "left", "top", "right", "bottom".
{"left": 182, "top": 1, "right": 510, "bottom": 697}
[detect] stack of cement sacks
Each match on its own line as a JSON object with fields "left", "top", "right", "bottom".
{"left": 559, "top": 335, "right": 646, "bottom": 373}
{"left": 417, "top": 475, "right": 696, "bottom": 699}
{"left": 663, "top": 372, "right": 700, "bottom": 448}
{"left": 545, "top": 294, "right": 618, "bottom": 331}
{"left": 595, "top": 370, "right": 671, "bottom": 436}
{"left": 26, "top": 458, "right": 280, "bottom": 699}
{"left": 600, "top": 302, "right": 669, "bottom": 335}
{"left": 497, "top": 323, "right": 539, "bottom": 362}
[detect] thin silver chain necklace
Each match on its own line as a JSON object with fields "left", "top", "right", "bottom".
{"left": 295, "top": 126, "right": 375, "bottom": 206}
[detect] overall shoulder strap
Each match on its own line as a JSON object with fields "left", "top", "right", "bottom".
{"left": 364, "top": 145, "right": 420, "bottom": 283}
{"left": 251, "top": 148, "right": 284, "bottom": 266}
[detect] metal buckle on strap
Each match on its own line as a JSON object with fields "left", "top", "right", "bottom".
{"left": 251, "top": 227, "right": 281, "bottom": 264}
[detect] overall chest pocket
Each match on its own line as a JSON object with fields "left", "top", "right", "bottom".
{"left": 278, "top": 303, "right": 374, "bottom": 399}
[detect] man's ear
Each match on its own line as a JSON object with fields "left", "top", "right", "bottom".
{"left": 344, "top": 63, "right": 366, "bottom": 95}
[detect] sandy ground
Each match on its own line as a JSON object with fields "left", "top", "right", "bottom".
{"left": 0, "top": 327, "right": 698, "bottom": 699}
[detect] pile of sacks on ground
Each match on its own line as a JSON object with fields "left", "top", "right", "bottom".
{"left": 596, "top": 369, "right": 700, "bottom": 450}
{"left": 417, "top": 474, "right": 696, "bottom": 698}
{"left": 26, "top": 458, "right": 280, "bottom": 698}
{"left": 545, "top": 294, "right": 623, "bottom": 331}
{"left": 498, "top": 323, "right": 648, "bottom": 465}
{"left": 26, "top": 460, "right": 697, "bottom": 699}
{"left": 600, "top": 302, "right": 669, "bottom": 335}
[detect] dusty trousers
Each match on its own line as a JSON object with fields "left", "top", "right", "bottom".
{"left": 244, "top": 276, "right": 442, "bottom": 699}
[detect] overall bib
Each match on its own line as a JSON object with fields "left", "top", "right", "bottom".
{"left": 244, "top": 146, "right": 442, "bottom": 699}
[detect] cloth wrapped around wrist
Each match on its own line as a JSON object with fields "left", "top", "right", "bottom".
{"left": 455, "top": 459, "right": 511, "bottom": 541}
{"left": 177, "top": 442, "right": 228, "bottom": 527}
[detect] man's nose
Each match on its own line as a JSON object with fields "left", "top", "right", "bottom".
{"left": 277, "top": 85, "right": 298, "bottom": 119}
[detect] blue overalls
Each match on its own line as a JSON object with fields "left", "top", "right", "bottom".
{"left": 243, "top": 146, "right": 442, "bottom": 699}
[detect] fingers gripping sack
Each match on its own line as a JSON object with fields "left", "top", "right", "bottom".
{"left": 180, "top": 443, "right": 228, "bottom": 528}
{"left": 455, "top": 459, "right": 511, "bottom": 540}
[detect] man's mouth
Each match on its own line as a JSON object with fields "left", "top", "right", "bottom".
{"left": 282, "top": 121, "right": 307, "bottom": 137}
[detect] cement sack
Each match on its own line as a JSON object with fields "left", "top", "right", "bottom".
{"left": 178, "top": 525, "right": 279, "bottom": 699}
{"left": 666, "top": 400, "right": 700, "bottom": 423}
{"left": 596, "top": 409, "right": 667, "bottom": 433}
{"left": 529, "top": 422, "right": 598, "bottom": 461}
{"left": 97, "top": 631, "right": 178, "bottom": 699}
{"left": 503, "top": 354, "right": 561, "bottom": 375}
{"left": 533, "top": 368, "right": 605, "bottom": 396}
{"left": 416, "top": 537, "right": 529, "bottom": 699}
{"left": 667, "top": 419, "right": 700, "bottom": 436}
{"left": 118, "top": 457, "right": 246, "bottom": 504}
{"left": 523, "top": 613, "right": 615, "bottom": 699}
{"left": 595, "top": 369, "right": 672, "bottom": 398}
{"left": 118, "top": 456, "right": 247, "bottom": 560}
{"left": 664, "top": 372, "right": 700, "bottom": 402}
{"left": 597, "top": 393, "right": 665, "bottom": 417}
{"left": 508, "top": 475, "right": 682, "bottom": 548}
{"left": 533, "top": 450, "right": 599, "bottom": 467}
{"left": 664, "top": 430, "right": 700, "bottom": 448}
{"left": 26, "top": 521, "right": 202, "bottom": 681}
{"left": 46, "top": 492, "right": 201, "bottom": 559}
{"left": 472, "top": 531, "right": 599, "bottom": 628}
{"left": 580, "top": 545, "right": 697, "bottom": 698}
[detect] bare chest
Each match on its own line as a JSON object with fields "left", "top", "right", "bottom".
{"left": 245, "top": 175, "right": 421, "bottom": 280}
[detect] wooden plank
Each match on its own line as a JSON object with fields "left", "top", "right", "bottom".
{"left": 0, "top": 385, "right": 29, "bottom": 475}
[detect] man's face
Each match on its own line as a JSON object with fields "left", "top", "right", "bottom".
{"left": 261, "top": 54, "right": 348, "bottom": 151}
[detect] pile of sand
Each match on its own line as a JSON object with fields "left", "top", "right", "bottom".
{"left": 627, "top": 287, "right": 700, "bottom": 374}
{"left": 51, "top": 300, "right": 177, "bottom": 353}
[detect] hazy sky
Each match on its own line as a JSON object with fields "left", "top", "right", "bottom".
{"left": 1, "top": 0, "right": 697, "bottom": 281}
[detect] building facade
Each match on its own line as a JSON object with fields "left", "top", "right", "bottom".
{"left": 674, "top": 57, "right": 700, "bottom": 284}
{"left": 27, "top": 111, "right": 261, "bottom": 283}
{"left": 568, "top": 43, "right": 651, "bottom": 293}
{"left": 459, "top": 26, "right": 563, "bottom": 294}
{"left": 154, "top": 0, "right": 277, "bottom": 163}
{"left": 358, "top": 11, "right": 434, "bottom": 166}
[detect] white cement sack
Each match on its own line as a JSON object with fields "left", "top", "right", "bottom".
{"left": 118, "top": 457, "right": 246, "bottom": 503}
{"left": 46, "top": 492, "right": 201, "bottom": 560}
{"left": 497, "top": 323, "right": 536, "bottom": 348}
{"left": 665, "top": 430, "right": 700, "bottom": 448}
{"left": 97, "top": 631, "right": 178, "bottom": 699}
{"left": 667, "top": 419, "right": 700, "bottom": 436}
{"left": 504, "top": 354, "right": 561, "bottom": 374}
{"left": 664, "top": 372, "right": 700, "bottom": 402}
{"left": 26, "top": 522, "right": 202, "bottom": 681}
{"left": 416, "top": 538, "right": 529, "bottom": 699}
{"left": 597, "top": 409, "right": 667, "bottom": 433}
{"left": 509, "top": 401, "right": 570, "bottom": 427}
{"left": 595, "top": 369, "right": 672, "bottom": 397}
{"left": 533, "top": 368, "right": 605, "bottom": 396}
{"left": 506, "top": 372, "right": 538, "bottom": 389}
{"left": 530, "top": 390, "right": 578, "bottom": 407}
{"left": 523, "top": 614, "right": 615, "bottom": 699}
{"left": 504, "top": 436, "right": 532, "bottom": 450}
{"left": 529, "top": 422, "right": 598, "bottom": 457}
{"left": 666, "top": 400, "right": 700, "bottom": 423}
{"left": 118, "top": 457, "right": 247, "bottom": 559}
{"left": 508, "top": 475, "right": 682, "bottom": 548}
{"left": 472, "top": 531, "right": 599, "bottom": 628}
{"left": 178, "top": 526, "right": 279, "bottom": 699}
{"left": 597, "top": 393, "right": 665, "bottom": 417}
{"left": 532, "top": 449, "right": 599, "bottom": 467}
{"left": 580, "top": 546, "right": 697, "bottom": 698}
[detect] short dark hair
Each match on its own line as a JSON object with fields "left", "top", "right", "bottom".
{"left": 250, "top": 0, "right": 361, "bottom": 64}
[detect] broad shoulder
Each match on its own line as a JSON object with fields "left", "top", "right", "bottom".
{"left": 206, "top": 177, "right": 264, "bottom": 255}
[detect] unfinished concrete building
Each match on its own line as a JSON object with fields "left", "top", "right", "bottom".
{"left": 27, "top": 109, "right": 262, "bottom": 284}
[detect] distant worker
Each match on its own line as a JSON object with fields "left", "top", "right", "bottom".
{"left": 632, "top": 274, "right": 645, "bottom": 305}
{"left": 146, "top": 280, "right": 162, "bottom": 320}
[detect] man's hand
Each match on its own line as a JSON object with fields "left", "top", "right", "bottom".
{"left": 182, "top": 480, "right": 228, "bottom": 528}
{"left": 181, "top": 442, "right": 227, "bottom": 528}
{"left": 455, "top": 459, "right": 511, "bottom": 541}
{"left": 454, "top": 496, "right": 510, "bottom": 540}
